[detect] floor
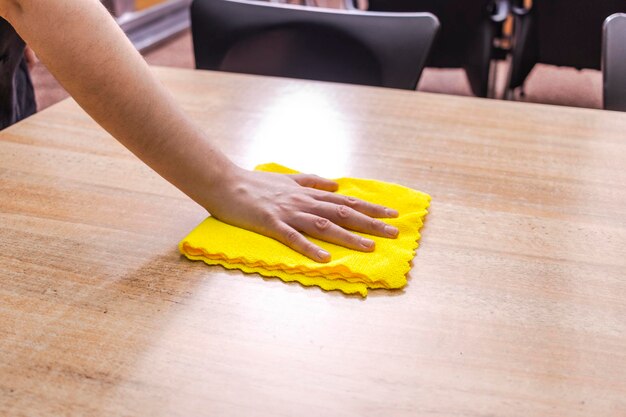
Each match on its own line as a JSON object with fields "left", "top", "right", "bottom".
{"left": 30, "top": 30, "right": 604, "bottom": 111}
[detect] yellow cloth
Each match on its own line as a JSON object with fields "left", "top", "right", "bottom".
{"left": 179, "top": 163, "right": 431, "bottom": 297}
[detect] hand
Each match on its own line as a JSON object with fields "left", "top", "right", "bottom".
{"left": 0, "top": 0, "right": 396, "bottom": 263}
{"left": 202, "top": 166, "right": 399, "bottom": 263}
{"left": 24, "top": 46, "right": 38, "bottom": 71}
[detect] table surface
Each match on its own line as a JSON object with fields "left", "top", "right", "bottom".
{"left": 1, "top": 67, "right": 625, "bottom": 417}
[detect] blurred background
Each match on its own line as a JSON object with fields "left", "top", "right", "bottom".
{"left": 30, "top": 0, "right": 605, "bottom": 111}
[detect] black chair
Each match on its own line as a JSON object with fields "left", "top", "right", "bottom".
{"left": 353, "top": 0, "right": 510, "bottom": 97}
{"left": 603, "top": 13, "right": 626, "bottom": 111}
{"left": 0, "top": 18, "right": 36, "bottom": 130}
{"left": 191, "top": 0, "right": 439, "bottom": 90}
{"left": 507, "top": 0, "right": 626, "bottom": 97}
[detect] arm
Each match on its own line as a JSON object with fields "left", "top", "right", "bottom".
{"left": 0, "top": 0, "right": 399, "bottom": 262}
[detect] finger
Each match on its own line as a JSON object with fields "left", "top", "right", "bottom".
{"left": 291, "top": 174, "right": 339, "bottom": 192}
{"left": 309, "top": 201, "right": 399, "bottom": 238}
{"left": 311, "top": 191, "right": 398, "bottom": 218}
{"left": 293, "top": 214, "right": 376, "bottom": 252}
{"left": 24, "top": 47, "right": 38, "bottom": 68}
{"left": 270, "top": 222, "right": 331, "bottom": 263}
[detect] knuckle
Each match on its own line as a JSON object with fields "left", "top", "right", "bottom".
{"left": 367, "top": 203, "right": 380, "bottom": 212}
{"left": 300, "top": 178, "right": 314, "bottom": 187}
{"left": 336, "top": 205, "right": 351, "bottom": 219}
{"left": 302, "top": 241, "right": 316, "bottom": 254}
{"left": 371, "top": 218, "right": 384, "bottom": 230}
{"left": 310, "top": 200, "right": 324, "bottom": 212}
{"left": 314, "top": 217, "right": 331, "bottom": 230}
{"left": 345, "top": 196, "right": 359, "bottom": 207}
{"left": 300, "top": 174, "right": 319, "bottom": 184}
{"left": 285, "top": 229, "right": 300, "bottom": 244}
{"left": 276, "top": 195, "right": 307, "bottom": 215}
{"left": 290, "top": 193, "right": 310, "bottom": 206}
{"left": 260, "top": 210, "right": 273, "bottom": 222}
{"left": 348, "top": 233, "right": 362, "bottom": 246}
{"left": 260, "top": 210, "right": 279, "bottom": 227}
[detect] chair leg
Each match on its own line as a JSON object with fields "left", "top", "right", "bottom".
{"left": 503, "top": 85, "right": 526, "bottom": 101}
{"left": 502, "top": 54, "right": 515, "bottom": 100}
{"left": 302, "top": 0, "right": 360, "bottom": 8}
{"left": 343, "top": 0, "right": 356, "bottom": 9}
{"left": 487, "top": 59, "right": 498, "bottom": 99}
{"left": 344, "top": 0, "right": 364, "bottom": 9}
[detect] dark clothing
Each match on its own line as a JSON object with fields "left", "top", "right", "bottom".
{"left": 0, "top": 18, "right": 36, "bottom": 130}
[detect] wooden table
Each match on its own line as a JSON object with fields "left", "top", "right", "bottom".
{"left": 1, "top": 67, "right": 625, "bottom": 416}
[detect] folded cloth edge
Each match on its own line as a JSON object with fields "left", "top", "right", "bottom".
{"left": 179, "top": 163, "right": 431, "bottom": 297}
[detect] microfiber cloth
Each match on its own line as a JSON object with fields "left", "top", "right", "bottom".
{"left": 179, "top": 163, "right": 431, "bottom": 297}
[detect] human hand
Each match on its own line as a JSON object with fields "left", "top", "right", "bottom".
{"left": 0, "top": 0, "right": 393, "bottom": 263}
{"left": 24, "top": 46, "right": 38, "bottom": 70}
{"left": 201, "top": 166, "right": 399, "bottom": 263}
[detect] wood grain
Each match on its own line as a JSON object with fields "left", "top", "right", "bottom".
{"left": 1, "top": 67, "right": 625, "bottom": 417}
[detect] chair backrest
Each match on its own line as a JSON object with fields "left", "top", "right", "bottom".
{"left": 364, "top": 0, "right": 495, "bottom": 68}
{"left": 530, "top": 0, "right": 625, "bottom": 70}
{"left": 363, "top": 0, "right": 504, "bottom": 97}
{"left": 508, "top": 0, "right": 626, "bottom": 91}
{"left": 603, "top": 13, "right": 626, "bottom": 111}
{"left": 191, "top": 0, "right": 439, "bottom": 90}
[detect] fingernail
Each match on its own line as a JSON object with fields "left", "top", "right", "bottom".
{"left": 384, "top": 225, "right": 399, "bottom": 237}
{"left": 317, "top": 249, "right": 330, "bottom": 261}
{"left": 386, "top": 208, "right": 399, "bottom": 217}
{"left": 360, "top": 237, "right": 375, "bottom": 249}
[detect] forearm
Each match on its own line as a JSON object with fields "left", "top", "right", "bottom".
{"left": 0, "top": 0, "right": 401, "bottom": 262}
{"left": 1, "top": 0, "right": 236, "bottom": 206}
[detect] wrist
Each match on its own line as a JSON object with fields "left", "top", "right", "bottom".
{"left": 193, "top": 155, "right": 245, "bottom": 211}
